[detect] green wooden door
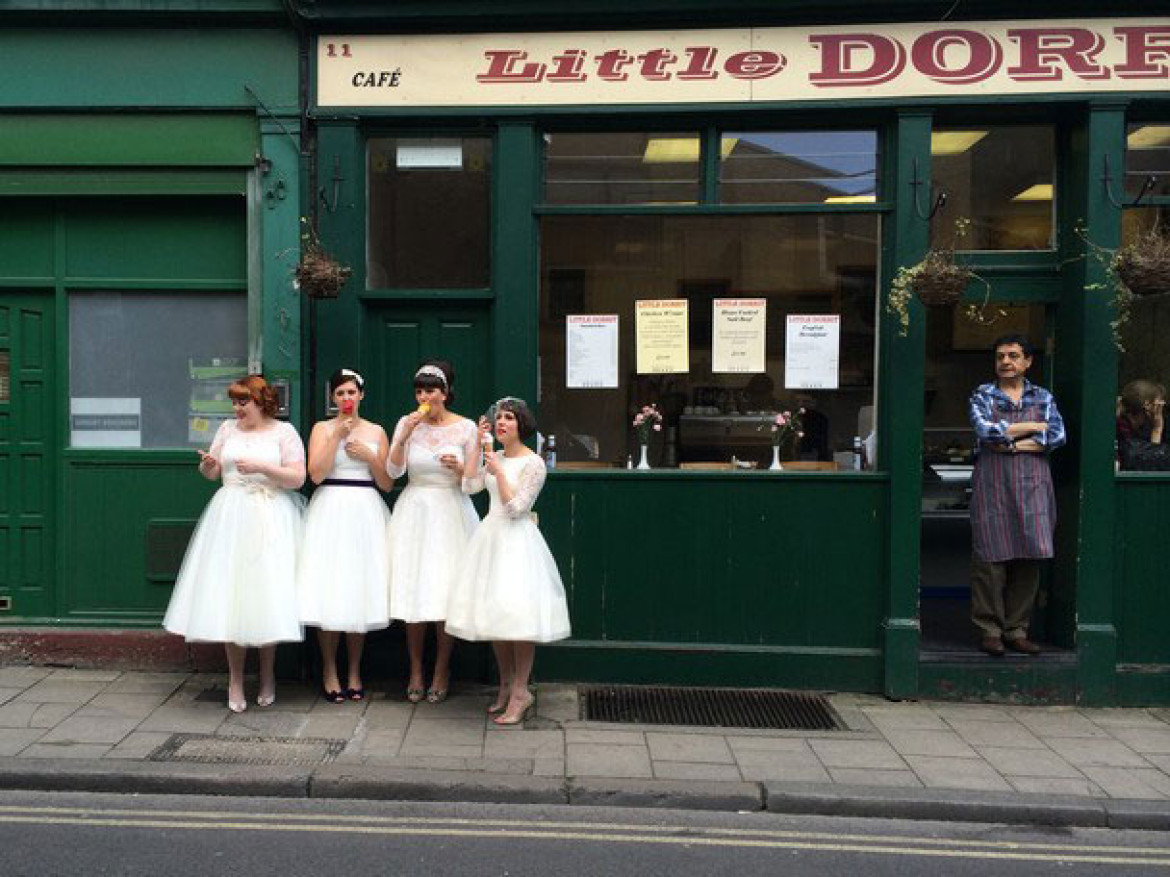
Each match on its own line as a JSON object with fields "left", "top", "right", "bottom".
{"left": 361, "top": 303, "right": 493, "bottom": 428}
{"left": 0, "top": 292, "right": 56, "bottom": 619}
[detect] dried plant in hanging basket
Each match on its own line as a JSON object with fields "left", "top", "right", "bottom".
{"left": 1114, "top": 225, "right": 1170, "bottom": 298}
{"left": 910, "top": 250, "right": 972, "bottom": 306}
{"left": 295, "top": 241, "right": 352, "bottom": 300}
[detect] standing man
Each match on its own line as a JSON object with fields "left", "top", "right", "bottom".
{"left": 967, "top": 334, "right": 1066, "bottom": 656}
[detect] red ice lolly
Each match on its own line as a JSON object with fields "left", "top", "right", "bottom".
{"left": 341, "top": 400, "right": 355, "bottom": 415}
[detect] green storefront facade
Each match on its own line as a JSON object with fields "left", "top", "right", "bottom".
{"left": 2, "top": 1, "right": 1169, "bottom": 706}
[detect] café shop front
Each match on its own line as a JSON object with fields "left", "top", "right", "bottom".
{"left": 303, "top": 1, "right": 1170, "bottom": 706}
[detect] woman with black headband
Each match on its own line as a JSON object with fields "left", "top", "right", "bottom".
{"left": 297, "top": 368, "right": 394, "bottom": 703}
{"left": 385, "top": 359, "right": 480, "bottom": 704}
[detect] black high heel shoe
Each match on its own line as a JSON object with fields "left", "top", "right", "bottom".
{"left": 322, "top": 687, "right": 346, "bottom": 704}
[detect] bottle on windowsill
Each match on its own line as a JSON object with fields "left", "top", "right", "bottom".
{"left": 543, "top": 434, "right": 557, "bottom": 470}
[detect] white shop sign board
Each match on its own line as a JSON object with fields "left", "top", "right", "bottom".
{"left": 70, "top": 397, "right": 142, "bottom": 448}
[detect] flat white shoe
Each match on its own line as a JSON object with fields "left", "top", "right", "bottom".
{"left": 256, "top": 692, "right": 276, "bottom": 708}
{"left": 228, "top": 699, "right": 247, "bottom": 714}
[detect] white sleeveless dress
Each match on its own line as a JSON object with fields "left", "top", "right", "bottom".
{"left": 385, "top": 417, "right": 480, "bottom": 623}
{"left": 446, "top": 453, "right": 571, "bottom": 643}
{"left": 163, "top": 420, "right": 306, "bottom": 647}
{"left": 297, "top": 436, "right": 392, "bottom": 632}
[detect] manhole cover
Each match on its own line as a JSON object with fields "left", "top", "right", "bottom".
{"left": 148, "top": 734, "right": 346, "bottom": 766}
{"left": 581, "top": 685, "right": 843, "bottom": 731}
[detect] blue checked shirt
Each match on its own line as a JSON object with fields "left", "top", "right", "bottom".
{"left": 968, "top": 379, "right": 1067, "bottom": 452}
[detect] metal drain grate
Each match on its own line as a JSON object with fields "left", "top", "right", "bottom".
{"left": 581, "top": 685, "right": 843, "bottom": 731}
{"left": 148, "top": 734, "right": 346, "bottom": 766}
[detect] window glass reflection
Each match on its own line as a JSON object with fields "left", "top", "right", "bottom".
{"left": 543, "top": 132, "right": 702, "bottom": 205}
{"left": 931, "top": 126, "right": 1055, "bottom": 251}
{"left": 1125, "top": 124, "right": 1170, "bottom": 200}
{"left": 720, "top": 131, "right": 879, "bottom": 205}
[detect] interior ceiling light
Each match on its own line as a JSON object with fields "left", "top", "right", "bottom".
{"left": 643, "top": 137, "right": 737, "bottom": 163}
{"left": 1127, "top": 125, "right": 1170, "bottom": 149}
{"left": 824, "top": 194, "right": 877, "bottom": 204}
{"left": 1011, "top": 183, "right": 1054, "bottom": 202}
{"left": 930, "top": 131, "right": 989, "bottom": 156}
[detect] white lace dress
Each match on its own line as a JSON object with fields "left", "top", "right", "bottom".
{"left": 446, "top": 453, "right": 571, "bottom": 643}
{"left": 297, "top": 437, "right": 392, "bottom": 632}
{"left": 163, "top": 420, "right": 306, "bottom": 647}
{"left": 385, "top": 417, "right": 480, "bottom": 623}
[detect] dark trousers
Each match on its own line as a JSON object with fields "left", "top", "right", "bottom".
{"left": 970, "top": 558, "right": 1040, "bottom": 641}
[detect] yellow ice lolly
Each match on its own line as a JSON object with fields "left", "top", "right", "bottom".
{"left": 417, "top": 403, "right": 431, "bottom": 416}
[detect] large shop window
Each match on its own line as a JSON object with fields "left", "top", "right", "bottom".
{"left": 367, "top": 137, "right": 492, "bottom": 288}
{"left": 538, "top": 214, "right": 879, "bottom": 470}
{"left": 1116, "top": 123, "right": 1170, "bottom": 472}
{"left": 69, "top": 292, "right": 247, "bottom": 449}
{"left": 930, "top": 125, "right": 1055, "bottom": 251}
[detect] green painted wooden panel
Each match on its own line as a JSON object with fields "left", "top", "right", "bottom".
{"left": 0, "top": 29, "right": 297, "bottom": 111}
{"left": 0, "top": 115, "right": 258, "bottom": 167}
{"left": 63, "top": 197, "right": 246, "bottom": 282}
{"left": 1115, "top": 478, "right": 1170, "bottom": 666}
{"left": 0, "top": 170, "right": 246, "bottom": 197}
{"left": 62, "top": 460, "right": 216, "bottom": 620}
{"left": 539, "top": 474, "right": 887, "bottom": 651}
{"left": 0, "top": 200, "right": 53, "bottom": 279}
{"left": 0, "top": 292, "right": 56, "bottom": 619}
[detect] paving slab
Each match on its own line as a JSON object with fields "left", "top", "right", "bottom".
{"left": 1046, "top": 736, "right": 1151, "bottom": 769}
{"left": 0, "top": 701, "right": 78, "bottom": 730}
{"left": 46, "top": 669, "right": 122, "bottom": 683}
{"left": 0, "top": 668, "right": 51, "bottom": 688}
{"left": 826, "top": 768, "right": 923, "bottom": 788}
{"left": 564, "top": 727, "right": 645, "bottom": 745}
{"left": 652, "top": 761, "right": 743, "bottom": 782}
{"left": 1005, "top": 776, "right": 1105, "bottom": 797}
{"left": 860, "top": 707, "right": 949, "bottom": 731}
{"left": 1077, "top": 766, "right": 1167, "bottom": 800}
{"left": 103, "top": 731, "right": 173, "bottom": 760}
{"left": 646, "top": 732, "right": 735, "bottom": 764}
{"left": 39, "top": 717, "right": 138, "bottom": 745}
{"left": 215, "top": 711, "right": 310, "bottom": 739}
{"left": 946, "top": 718, "right": 1047, "bottom": 749}
{"left": 735, "top": 750, "right": 831, "bottom": 783}
{"left": 809, "top": 739, "right": 906, "bottom": 771}
{"left": 483, "top": 729, "right": 564, "bottom": 759}
{"left": 13, "top": 681, "right": 105, "bottom": 705}
{"left": 101, "top": 672, "right": 187, "bottom": 696}
{"left": 1080, "top": 709, "right": 1170, "bottom": 730}
{"left": 1012, "top": 711, "right": 1112, "bottom": 739}
{"left": 904, "top": 755, "right": 1014, "bottom": 792}
{"left": 0, "top": 728, "right": 46, "bottom": 757}
{"left": 0, "top": 688, "right": 22, "bottom": 708}
{"left": 74, "top": 693, "right": 174, "bottom": 721}
{"left": 567, "top": 743, "right": 652, "bottom": 779}
{"left": 977, "top": 746, "right": 1084, "bottom": 778}
{"left": 882, "top": 729, "right": 978, "bottom": 758}
{"left": 137, "top": 707, "right": 227, "bottom": 735}
{"left": 1107, "top": 726, "right": 1170, "bottom": 755}
{"left": 398, "top": 743, "right": 485, "bottom": 758}
{"left": 20, "top": 743, "right": 114, "bottom": 759}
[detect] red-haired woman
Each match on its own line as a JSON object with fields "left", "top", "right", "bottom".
{"left": 164, "top": 375, "right": 307, "bottom": 713}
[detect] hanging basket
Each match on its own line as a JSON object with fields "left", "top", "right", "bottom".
{"left": 1114, "top": 226, "right": 1170, "bottom": 298}
{"left": 295, "top": 243, "right": 352, "bottom": 300}
{"left": 910, "top": 251, "right": 972, "bottom": 307}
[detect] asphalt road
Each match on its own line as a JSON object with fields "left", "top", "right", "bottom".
{"left": 1, "top": 790, "right": 1169, "bottom": 876}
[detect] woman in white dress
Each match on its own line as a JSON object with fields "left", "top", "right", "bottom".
{"left": 447, "top": 397, "right": 571, "bottom": 726}
{"left": 298, "top": 368, "right": 394, "bottom": 703}
{"left": 386, "top": 360, "right": 480, "bottom": 703}
{"left": 163, "top": 375, "right": 306, "bottom": 713}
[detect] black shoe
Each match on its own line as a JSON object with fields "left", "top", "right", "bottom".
{"left": 980, "top": 636, "right": 1005, "bottom": 656}
{"left": 322, "top": 688, "right": 346, "bottom": 704}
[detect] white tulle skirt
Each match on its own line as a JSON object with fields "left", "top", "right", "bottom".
{"left": 163, "top": 484, "right": 306, "bottom": 647}
{"left": 387, "top": 485, "right": 479, "bottom": 623}
{"left": 297, "top": 484, "right": 392, "bottom": 632}
{"left": 445, "top": 513, "right": 571, "bottom": 643}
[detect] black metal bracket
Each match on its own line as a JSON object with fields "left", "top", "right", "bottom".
{"left": 911, "top": 157, "right": 947, "bottom": 220}
{"left": 1103, "top": 154, "right": 1158, "bottom": 209}
{"left": 243, "top": 84, "right": 302, "bottom": 156}
{"left": 318, "top": 155, "right": 344, "bottom": 214}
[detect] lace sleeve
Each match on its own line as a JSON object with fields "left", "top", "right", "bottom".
{"left": 386, "top": 416, "right": 410, "bottom": 479}
{"left": 277, "top": 422, "right": 306, "bottom": 465}
{"left": 504, "top": 455, "right": 547, "bottom": 519}
{"left": 460, "top": 419, "right": 485, "bottom": 494}
{"left": 208, "top": 420, "right": 232, "bottom": 459}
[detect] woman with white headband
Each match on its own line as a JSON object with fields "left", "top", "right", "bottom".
{"left": 385, "top": 359, "right": 480, "bottom": 704}
{"left": 297, "top": 368, "right": 394, "bottom": 704}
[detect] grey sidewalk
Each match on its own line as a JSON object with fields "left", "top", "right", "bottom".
{"left": 2, "top": 667, "right": 1170, "bottom": 829}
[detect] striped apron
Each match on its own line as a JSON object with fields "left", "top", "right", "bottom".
{"left": 970, "top": 398, "right": 1057, "bottom": 563}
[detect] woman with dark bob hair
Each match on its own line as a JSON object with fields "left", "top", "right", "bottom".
{"left": 297, "top": 368, "right": 394, "bottom": 703}
{"left": 164, "top": 375, "right": 306, "bottom": 713}
{"left": 1117, "top": 379, "right": 1168, "bottom": 471}
{"left": 385, "top": 360, "right": 481, "bottom": 703}
{"left": 447, "top": 397, "right": 571, "bottom": 726}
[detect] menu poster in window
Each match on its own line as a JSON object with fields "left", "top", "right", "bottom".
{"left": 635, "top": 299, "right": 689, "bottom": 374}
{"left": 566, "top": 314, "right": 619, "bottom": 388}
{"left": 712, "top": 298, "right": 766, "bottom": 373}
{"left": 784, "top": 315, "right": 841, "bottom": 389}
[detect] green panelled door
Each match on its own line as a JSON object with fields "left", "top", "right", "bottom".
{"left": 0, "top": 293, "right": 55, "bottom": 619}
{"left": 362, "top": 304, "right": 493, "bottom": 429}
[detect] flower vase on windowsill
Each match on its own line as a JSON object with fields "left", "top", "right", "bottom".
{"left": 637, "top": 444, "right": 651, "bottom": 470}
{"left": 762, "top": 409, "right": 804, "bottom": 473}
{"left": 632, "top": 404, "right": 663, "bottom": 472}
{"left": 768, "top": 445, "right": 783, "bottom": 471}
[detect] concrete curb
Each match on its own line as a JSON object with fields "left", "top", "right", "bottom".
{"left": 568, "top": 778, "right": 764, "bottom": 812}
{"left": 0, "top": 759, "right": 312, "bottom": 798}
{"left": 0, "top": 759, "right": 1168, "bottom": 830}
{"left": 310, "top": 766, "right": 568, "bottom": 805}
{"left": 764, "top": 782, "right": 1170, "bottom": 830}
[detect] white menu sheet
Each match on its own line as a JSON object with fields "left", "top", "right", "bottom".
{"left": 785, "top": 315, "right": 841, "bottom": 389}
{"left": 566, "top": 314, "right": 619, "bottom": 388}
{"left": 712, "top": 298, "right": 766, "bottom": 373}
